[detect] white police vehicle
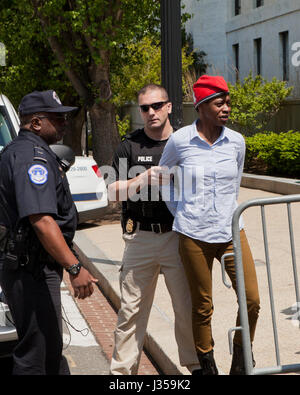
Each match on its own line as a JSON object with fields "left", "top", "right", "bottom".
{"left": 0, "top": 290, "right": 17, "bottom": 362}
{"left": 0, "top": 93, "right": 108, "bottom": 360}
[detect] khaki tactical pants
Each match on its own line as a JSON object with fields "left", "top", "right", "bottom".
{"left": 110, "top": 228, "right": 199, "bottom": 375}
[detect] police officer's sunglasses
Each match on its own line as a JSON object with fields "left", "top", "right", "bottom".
{"left": 36, "top": 114, "right": 69, "bottom": 122}
{"left": 139, "top": 101, "right": 169, "bottom": 113}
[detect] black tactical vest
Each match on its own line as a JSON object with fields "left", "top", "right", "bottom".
{"left": 114, "top": 129, "right": 174, "bottom": 224}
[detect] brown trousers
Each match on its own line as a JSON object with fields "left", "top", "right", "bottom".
{"left": 179, "top": 229, "right": 260, "bottom": 355}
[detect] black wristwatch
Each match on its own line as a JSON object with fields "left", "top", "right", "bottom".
{"left": 66, "top": 262, "right": 82, "bottom": 276}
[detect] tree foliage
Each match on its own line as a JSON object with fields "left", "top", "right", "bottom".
{"left": 228, "top": 73, "right": 293, "bottom": 136}
{"left": 0, "top": 1, "right": 205, "bottom": 164}
{"left": 0, "top": 0, "right": 69, "bottom": 106}
{"left": 0, "top": 0, "right": 161, "bottom": 165}
{"left": 111, "top": 36, "right": 195, "bottom": 107}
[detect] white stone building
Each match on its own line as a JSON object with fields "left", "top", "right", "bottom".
{"left": 183, "top": 0, "right": 300, "bottom": 98}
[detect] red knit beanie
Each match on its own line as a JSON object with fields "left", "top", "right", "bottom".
{"left": 193, "top": 75, "right": 229, "bottom": 109}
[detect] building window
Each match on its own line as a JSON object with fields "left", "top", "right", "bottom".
{"left": 233, "top": 43, "right": 239, "bottom": 81}
{"left": 254, "top": 38, "right": 262, "bottom": 75}
{"left": 256, "top": 0, "right": 264, "bottom": 7}
{"left": 234, "top": 0, "right": 241, "bottom": 15}
{"left": 279, "top": 31, "right": 289, "bottom": 80}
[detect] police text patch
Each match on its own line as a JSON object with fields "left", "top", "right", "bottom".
{"left": 28, "top": 164, "right": 48, "bottom": 185}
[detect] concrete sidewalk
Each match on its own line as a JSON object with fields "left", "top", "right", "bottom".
{"left": 74, "top": 177, "right": 300, "bottom": 375}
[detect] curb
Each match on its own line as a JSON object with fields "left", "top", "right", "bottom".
{"left": 241, "top": 173, "right": 300, "bottom": 195}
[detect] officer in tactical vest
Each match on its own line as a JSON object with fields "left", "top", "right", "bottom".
{"left": 0, "top": 90, "right": 97, "bottom": 375}
{"left": 108, "top": 84, "right": 199, "bottom": 375}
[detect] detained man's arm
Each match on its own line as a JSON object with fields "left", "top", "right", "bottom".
{"left": 29, "top": 214, "right": 98, "bottom": 299}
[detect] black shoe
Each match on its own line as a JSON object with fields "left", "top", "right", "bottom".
{"left": 197, "top": 350, "right": 219, "bottom": 375}
{"left": 229, "top": 344, "right": 255, "bottom": 375}
{"left": 192, "top": 368, "right": 203, "bottom": 375}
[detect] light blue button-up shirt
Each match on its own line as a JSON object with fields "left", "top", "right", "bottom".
{"left": 159, "top": 121, "right": 245, "bottom": 243}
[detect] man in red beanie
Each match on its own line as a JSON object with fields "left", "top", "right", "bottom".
{"left": 193, "top": 75, "right": 229, "bottom": 108}
{"left": 160, "top": 75, "right": 260, "bottom": 375}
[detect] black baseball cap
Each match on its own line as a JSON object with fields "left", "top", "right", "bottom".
{"left": 18, "top": 90, "right": 78, "bottom": 115}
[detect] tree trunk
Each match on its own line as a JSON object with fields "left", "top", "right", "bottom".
{"left": 89, "top": 101, "right": 120, "bottom": 166}
{"left": 63, "top": 107, "right": 85, "bottom": 155}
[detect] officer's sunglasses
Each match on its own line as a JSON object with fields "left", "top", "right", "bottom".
{"left": 36, "top": 114, "right": 69, "bottom": 122}
{"left": 139, "top": 101, "right": 169, "bottom": 113}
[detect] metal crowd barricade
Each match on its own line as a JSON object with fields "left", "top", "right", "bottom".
{"left": 221, "top": 194, "right": 300, "bottom": 375}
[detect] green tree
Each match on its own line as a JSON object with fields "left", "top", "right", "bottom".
{"left": 0, "top": 1, "right": 204, "bottom": 163}
{"left": 0, "top": 0, "right": 161, "bottom": 165}
{"left": 111, "top": 36, "right": 195, "bottom": 107}
{"left": 228, "top": 73, "right": 293, "bottom": 136}
{"left": 0, "top": 2, "right": 70, "bottom": 109}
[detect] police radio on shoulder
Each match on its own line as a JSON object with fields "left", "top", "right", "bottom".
{"left": 66, "top": 262, "right": 82, "bottom": 276}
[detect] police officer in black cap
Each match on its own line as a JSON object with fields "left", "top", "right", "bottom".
{"left": 0, "top": 90, "right": 97, "bottom": 375}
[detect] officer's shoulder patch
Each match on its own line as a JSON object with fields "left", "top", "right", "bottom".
{"left": 28, "top": 164, "right": 48, "bottom": 185}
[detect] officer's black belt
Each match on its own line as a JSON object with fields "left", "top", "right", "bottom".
{"left": 139, "top": 222, "right": 172, "bottom": 234}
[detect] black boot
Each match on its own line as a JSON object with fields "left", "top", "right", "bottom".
{"left": 192, "top": 369, "right": 203, "bottom": 375}
{"left": 229, "top": 344, "right": 255, "bottom": 375}
{"left": 197, "top": 350, "right": 219, "bottom": 375}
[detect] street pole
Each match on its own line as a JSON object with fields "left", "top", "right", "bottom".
{"left": 161, "top": 0, "right": 183, "bottom": 130}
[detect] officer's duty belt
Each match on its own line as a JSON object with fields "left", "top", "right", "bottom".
{"left": 139, "top": 222, "right": 172, "bottom": 234}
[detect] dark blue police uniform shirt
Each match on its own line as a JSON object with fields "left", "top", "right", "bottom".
{"left": 0, "top": 129, "right": 77, "bottom": 243}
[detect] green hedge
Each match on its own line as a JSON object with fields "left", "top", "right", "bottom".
{"left": 245, "top": 131, "right": 300, "bottom": 178}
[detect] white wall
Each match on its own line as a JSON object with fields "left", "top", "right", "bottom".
{"left": 183, "top": 0, "right": 229, "bottom": 77}
{"left": 226, "top": 0, "right": 300, "bottom": 97}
